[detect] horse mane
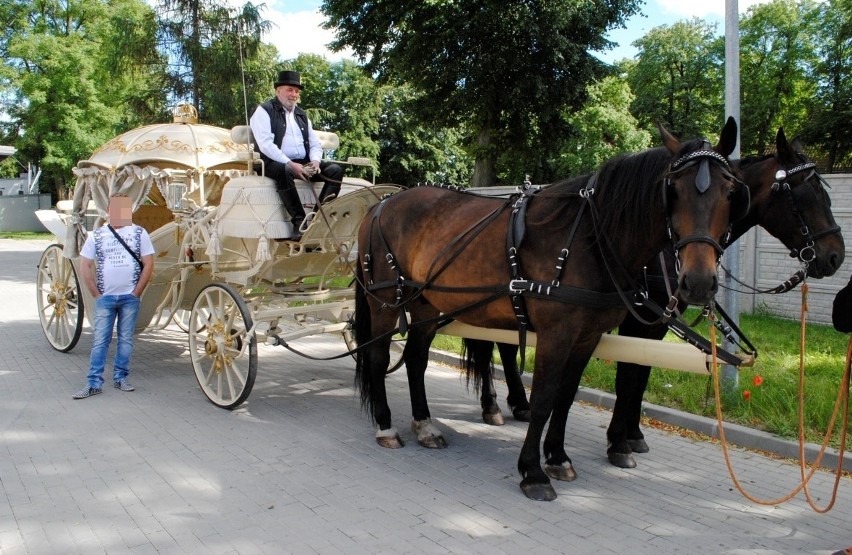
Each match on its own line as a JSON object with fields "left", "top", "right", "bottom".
{"left": 740, "top": 153, "right": 773, "bottom": 167}
{"left": 540, "top": 140, "right": 707, "bottom": 244}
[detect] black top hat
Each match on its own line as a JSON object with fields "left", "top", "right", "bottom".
{"left": 274, "top": 70, "right": 302, "bottom": 89}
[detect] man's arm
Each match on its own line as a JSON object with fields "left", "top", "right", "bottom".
{"left": 79, "top": 256, "right": 100, "bottom": 298}
{"left": 133, "top": 254, "right": 154, "bottom": 298}
{"left": 249, "top": 106, "right": 289, "bottom": 164}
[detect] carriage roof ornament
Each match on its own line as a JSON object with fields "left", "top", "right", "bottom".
{"left": 173, "top": 104, "right": 199, "bottom": 124}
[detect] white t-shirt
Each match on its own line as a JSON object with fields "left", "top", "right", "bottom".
{"left": 80, "top": 224, "right": 155, "bottom": 296}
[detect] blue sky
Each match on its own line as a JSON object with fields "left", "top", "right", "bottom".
{"left": 258, "top": 0, "right": 773, "bottom": 64}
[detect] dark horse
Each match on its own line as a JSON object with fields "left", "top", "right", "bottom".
{"left": 466, "top": 127, "right": 846, "bottom": 469}
{"left": 354, "top": 119, "right": 745, "bottom": 501}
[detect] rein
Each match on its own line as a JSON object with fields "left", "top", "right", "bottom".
{"left": 708, "top": 284, "right": 850, "bottom": 512}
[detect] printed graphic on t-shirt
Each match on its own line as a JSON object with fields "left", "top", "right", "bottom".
{"left": 80, "top": 225, "right": 154, "bottom": 296}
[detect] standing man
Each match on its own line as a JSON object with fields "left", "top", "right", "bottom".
{"left": 73, "top": 194, "right": 154, "bottom": 399}
{"left": 249, "top": 70, "right": 344, "bottom": 241}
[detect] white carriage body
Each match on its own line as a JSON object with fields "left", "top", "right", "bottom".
{"left": 35, "top": 106, "right": 401, "bottom": 407}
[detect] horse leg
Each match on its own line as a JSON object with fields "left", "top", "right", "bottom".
{"left": 405, "top": 325, "right": 448, "bottom": 448}
{"left": 606, "top": 362, "right": 647, "bottom": 468}
{"left": 496, "top": 342, "right": 530, "bottom": 422}
{"left": 466, "top": 339, "right": 505, "bottom": 426}
{"left": 606, "top": 317, "right": 667, "bottom": 467}
{"left": 541, "top": 347, "right": 597, "bottom": 483}
{"left": 517, "top": 339, "right": 578, "bottom": 501}
{"left": 369, "top": 323, "right": 402, "bottom": 449}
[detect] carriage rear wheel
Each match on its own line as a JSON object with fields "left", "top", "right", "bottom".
{"left": 189, "top": 283, "right": 257, "bottom": 409}
{"left": 341, "top": 326, "right": 406, "bottom": 374}
{"left": 36, "top": 244, "right": 84, "bottom": 352}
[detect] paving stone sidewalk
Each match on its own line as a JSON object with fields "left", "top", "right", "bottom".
{"left": 0, "top": 238, "right": 850, "bottom": 554}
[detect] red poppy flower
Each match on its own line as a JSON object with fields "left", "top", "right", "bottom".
{"left": 753, "top": 375, "right": 764, "bottom": 387}
{"left": 743, "top": 390, "right": 751, "bottom": 401}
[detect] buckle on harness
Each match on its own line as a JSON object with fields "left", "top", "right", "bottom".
{"left": 509, "top": 279, "right": 527, "bottom": 293}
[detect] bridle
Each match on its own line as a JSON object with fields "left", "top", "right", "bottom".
{"left": 771, "top": 160, "right": 841, "bottom": 266}
{"left": 663, "top": 146, "right": 744, "bottom": 274}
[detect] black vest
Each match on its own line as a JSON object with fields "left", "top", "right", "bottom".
{"left": 257, "top": 98, "right": 310, "bottom": 163}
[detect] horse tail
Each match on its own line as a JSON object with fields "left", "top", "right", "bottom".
{"left": 353, "top": 263, "right": 375, "bottom": 418}
{"left": 461, "top": 338, "right": 491, "bottom": 393}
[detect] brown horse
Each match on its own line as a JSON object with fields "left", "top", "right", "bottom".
{"left": 354, "top": 119, "right": 743, "bottom": 501}
{"left": 465, "top": 128, "right": 845, "bottom": 470}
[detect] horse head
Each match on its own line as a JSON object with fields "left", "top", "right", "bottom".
{"left": 659, "top": 116, "right": 745, "bottom": 305}
{"left": 736, "top": 128, "right": 844, "bottom": 279}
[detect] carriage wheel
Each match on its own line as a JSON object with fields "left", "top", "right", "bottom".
{"left": 341, "top": 326, "right": 406, "bottom": 374}
{"left": 36, "top": 244, "right": 84, "bottom": 352}
{"left": 172, "top": 309, "right": 191, "bottom": 332}
{"left": 189, "top": 283, "right": 257, "bottom": 409}
{"left": 172, "top": 308, "right": 208, "bottom": 333}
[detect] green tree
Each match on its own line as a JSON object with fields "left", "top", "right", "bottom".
{"left": 799, "top": 0, "right": 852, "bottom": 171}
{"left": 739, "top": 0, "right": 819, "bottom": 154}
{"left": 554, "top": 75, "right": 651, "bottom": 176}
{"left": 376, "top": 84, "right": 472, "bottom": 186}
{"left": 291, "top": 55, "right": 382, "bottom": 168}
{"left": 321, "top": 0, "right": 642, "bottom": 187}
{"left": 627, "top": 18, "right": 724, "bottom": 140}
{"left": 156, "top": 0, "right": 271, "bottom": 125}
{"left": 0, "top": 0, "right": 165, "bottom": 199}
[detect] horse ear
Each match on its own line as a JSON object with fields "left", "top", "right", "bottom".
{"left": 716, "top": 116, "right": 738, "bottom": 157}
{"left": 775, "top": 127, "right": 806, "bottom": 164}
{"left": 658, "top": 121, "right": 681, "bottom": 154}
{"left": 776, "top": 127, "right": 793, "bottom": 159}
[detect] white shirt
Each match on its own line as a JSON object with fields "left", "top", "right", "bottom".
{"left": 249, "top": 105, "right": 323, "bottom": 164}
{"left": 80, "top": 224, "right": 155, "bottom": 296}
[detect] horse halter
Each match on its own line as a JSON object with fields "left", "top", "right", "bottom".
{"left": 771, "top": 161, "right": 841, "bottom": 265}
{"left": 663, "top": 146, "right": 744, "bottom": 265}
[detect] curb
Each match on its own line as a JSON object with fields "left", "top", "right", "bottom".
{"left": 429, "top": 348, "right": 852, "bottom": 470}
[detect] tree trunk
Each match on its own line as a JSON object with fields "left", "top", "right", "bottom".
{"left": 470, "top": 126, "right": 497, "bottom": 188}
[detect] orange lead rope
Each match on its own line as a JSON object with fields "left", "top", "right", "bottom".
{"left": 709, "top": 281, "right": 850, "bottom": 511}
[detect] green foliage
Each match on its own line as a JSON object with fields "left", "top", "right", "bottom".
{"left": 581, "top": 310, "right": 852, "bottom": 448}
{"left": 321, "top": 0, "right": 643, "bottom": 186}
{"left": 156, "top": 0, "right": 271, "bottom": 126}
{"left": 553, "top": 75, "right": 651, "bottom": 176}
{"left": 798, "top": 0, "right": 852, "bottom": 171}
{"left": 739, "top": 0, "right": 820, "bottom": 154}
{"left": 434, "top": 309, "right": 850, "bottom": 448}
{"left": 293, "top": 55, "right": 382, "bottom": 168}
{"left": 0, "top": 0, "right": 166, "bottom": 198}
{"left": 627, "top": 18, "right": 725, "bottom": 139}
{"left": 376, "top": 84, "right": 472, "bottom": 185}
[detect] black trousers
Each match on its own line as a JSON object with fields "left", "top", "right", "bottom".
{"left": 265, "top": 159, "right": 344, "bottom": 222}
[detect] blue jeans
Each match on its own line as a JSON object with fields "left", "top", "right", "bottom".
{"left": 87, "top": 294, "right": 141, "bottom": 388}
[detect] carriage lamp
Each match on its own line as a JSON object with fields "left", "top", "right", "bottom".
{"left": 168, "top": 179, "right": 187, "bottom": 211}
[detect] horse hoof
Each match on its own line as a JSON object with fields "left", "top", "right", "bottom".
{"left": 512, "top": 408, "right": 531, "bottom": 422}
{"left": 607, "top": 451, "right": 637, "bottom": 469}
{"left": 627, "top": 438, "right": 650, "bottom": 453}
{"left": 544, "top": 461, "right": 577, "bottom": 482}
{"left": 419, "top": 435, "right": 448, "bottom": 449}
{"left": 412, "top": 419, "right": 448, "bottom": 449}
{"left": 520, "top": 479, "right": 557, "bottom": 501}
{"left": 375, "top": 428, "right": 404, "bottom": 449}
{"left": 482, "top": 411, "right": 505, "bottom": 426}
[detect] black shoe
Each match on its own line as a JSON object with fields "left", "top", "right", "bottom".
{"left": 289, "top": 218, "right": 304, "bottom": 241}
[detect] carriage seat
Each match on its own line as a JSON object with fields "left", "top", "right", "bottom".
{"left": 229, "top": 125, "right": 341, "bottom": 160}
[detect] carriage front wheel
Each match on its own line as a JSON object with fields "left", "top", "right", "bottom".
{"left": 189, "top": 283, "right": 257, "bottom": 409}
{"left": 36, "top": 244, "right": 84, "bottom": 352}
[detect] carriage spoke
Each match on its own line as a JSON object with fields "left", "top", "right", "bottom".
{"left": 36, "top": 244, "right": 84, "bottom": 353}
{"left": 189, "top": 283, "right": 257, "bottom": 409}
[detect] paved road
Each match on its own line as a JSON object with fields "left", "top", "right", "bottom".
{"left": 1, "top": 238, "right": 850, "bottom": 554}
